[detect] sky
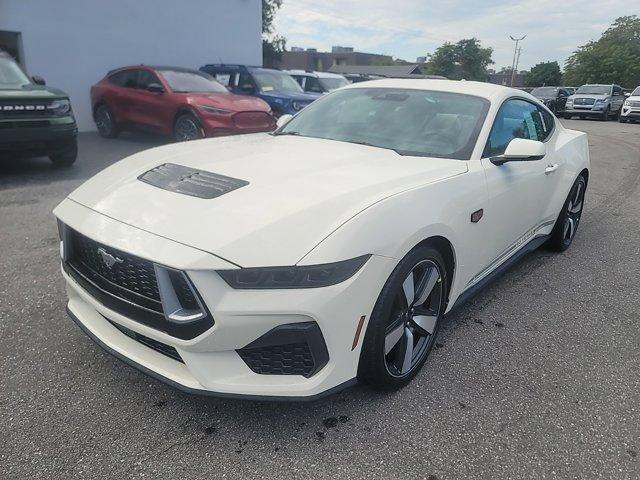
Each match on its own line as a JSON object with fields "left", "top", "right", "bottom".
{"left": 273, "top": 0, "right": 635, "bottom": 71}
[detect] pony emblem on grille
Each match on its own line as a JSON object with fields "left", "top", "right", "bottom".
{"left": 97, "top": 247, "right": 124, "bottom": 269}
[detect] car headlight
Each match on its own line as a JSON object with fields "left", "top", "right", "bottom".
{"left": 197, "top": 104, "right": 232, "bottom": 115}
{"left": 624, "top": 99, "right": 631, "bottom": 106}
{"left": 595, "top": 97, "right": 609, "bottom": 105}
{"left": 292, "top": 101, "right": 304, "bottom": 111}
{"left": 48, "top": 99, "right": 71, "bottom": 116}
{"left": 217, "top": 255, "right": 371, "bottom": 289}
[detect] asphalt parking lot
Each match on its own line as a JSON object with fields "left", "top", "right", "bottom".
{"left": 1, "top": 121, "right": 639, "bottom": 479}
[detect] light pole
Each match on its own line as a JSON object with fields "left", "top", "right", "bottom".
{"left": 509, "top": 35, "right": 526, "bottom": 87}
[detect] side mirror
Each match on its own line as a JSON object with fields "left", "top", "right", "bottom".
{"left": 147, "top": 83, "right": 164, "bottom": 93}
{"left": 32, "top": 75, "right": 46, "bottom": 86}
{"left": 490, "top": 138, "right": 546, "bottom": 165}
{"left": 276, "top": 114, "right": 293, "bottom": 129}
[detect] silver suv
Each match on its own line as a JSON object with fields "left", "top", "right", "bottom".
{"left": 564, "top": 84, "right": 625, "bottom": 121}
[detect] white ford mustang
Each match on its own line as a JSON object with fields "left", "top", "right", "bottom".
{"left": 54, "top": 79, "right": 589, "bottom": 400}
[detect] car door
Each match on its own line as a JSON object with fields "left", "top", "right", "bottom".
{"left": 611, "top": 85, "right": 625, "bottom": 113}
{"left": 480, "top": 98, "right": 559, "bottom": 269}
{"left": 557, "top": 89, "right": 569, "bottom": 112}
{"left": 106, "top": 69, "right": 138, "bottom": 122}
{"left": 131, "top": 69, "right": 167, "bottom": 131}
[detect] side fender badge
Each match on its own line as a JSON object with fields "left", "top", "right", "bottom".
{"left": 471, "top": 209, "right": 484, "bottom": 223}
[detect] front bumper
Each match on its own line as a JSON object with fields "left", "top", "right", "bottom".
{"left": 0, "top": 116, "right": 77, "bottom": 151}
{"left": 564, "top": 106, "right": 607, "bottom": 117}
{"left": 55, "top": 199, "right": 394, "bottom": 400}
{"left": 621, "top": 106, "right": 640, "bottom": 119}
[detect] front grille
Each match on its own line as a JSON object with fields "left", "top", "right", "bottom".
{"left": 62, "top": 226, "right": 215, "bottom": 340}
{"left": 0, "top": 99, "right": 54, "bottom": 118}
{"left": 238, "top": 342, "right": 316, "bottom": 377}
{"left": 232, "top": 111, "right": 274, "bottom": 130}
{"left": 109, "top": 320, "right": 183, "bottom": 363}
{"left": 573, "top": 98, "right": 595, "bottom": 106}
{"left": 68, "top": 229, "right": 162, "bottom": 313}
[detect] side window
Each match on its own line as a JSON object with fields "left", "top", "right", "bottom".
{"left": 613, "top": 85, "right": 622, "bottom": 96}
{"left": 305, "top": 77, "right": 323, "bottom": 93}
{"left": 109, "top": 70, "right": 137, "bottom": 88}
{"left": 238, "top": 72, "right": 255, "bottom": 89}
{"left": 538, "top": 106, "right": 555, "bottom": 141}
{"left": 485, "top": 99, "right": 545, "bottom": 156}
{"left": 214, "top": 72, "right": 232, "bottom": 87}
{"left": 137, "top": 70, "right": 161, "bottom": 89}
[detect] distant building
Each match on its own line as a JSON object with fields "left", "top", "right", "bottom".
{"left": 488, "top": 71, "right": 529, "bottom": 88}
{"left": 272, "top": 46, "right": 393, "bottom": 71}
{"left": 290, "top": 46, "right": 304, "bottom": 52}
{"left": 328, "top": 64, "right": 424, "bottom": 77}
{"left": 416, "top": 56, "right": 427, "bottom": 63}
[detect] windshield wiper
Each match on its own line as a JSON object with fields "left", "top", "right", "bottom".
{"left": 272, "top": 131, "right": 302, "bottom": 136}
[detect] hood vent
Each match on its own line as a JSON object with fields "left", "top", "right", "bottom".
{"left": 138, "top": 163, "right": 248, "bottom": 199}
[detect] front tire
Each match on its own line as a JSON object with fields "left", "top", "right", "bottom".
{"left": 358, "top": 245, "right": 448, "bottom": 391}
{"left": 546, "top": 175, "right": 586, "bottom": 252}
{"left": 173, "top": 113, "right": 204, "bottom": 142}
{"left": 49, "top": 138, "right": 77, "bottom": 167}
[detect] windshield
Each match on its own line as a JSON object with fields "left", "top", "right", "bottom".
{"left": 159, "top": 69, "right": 227, "bottom": 93}
{"left": 0, "top": 57, "right": 31, "bottom": 87}
{"left": 278, "top": 88, "right": 489, "bottom": 160}
{"left": 632, "top": 87, "right": 640, "bottom": 96}
{"left": 531, "top": 87, "right": 558, "bottom": 97}
{"left": 319, "top": 77, "right": 349, "bottom": 91}
{"left": 251, "top": 70, "right": 303, "bottom": 94}
{"left": 577, "top": 85, "right": 611, "bottom": 95}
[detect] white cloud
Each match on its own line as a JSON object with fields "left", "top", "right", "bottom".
{"left": 274, "top": 0, "right": 632, "bottom": 69}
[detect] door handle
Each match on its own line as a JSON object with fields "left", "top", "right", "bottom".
{"left": 545, "top": 164, "right": 559, "bottom": 175}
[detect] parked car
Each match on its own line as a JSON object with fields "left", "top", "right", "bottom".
{"left": 286, "top": 70, "right": 349, "bottom": 93}
{"left": 565, "top": 87, "right": 577, "bottom": 96}
{"left": 619, "top": 86, "right": 640, "bottom": 123}
{"left": 564, "top": 84, "right": 625, "bottom": 120}
{"left": 199, "top": 64, "right": 321, "bottom": 116}
{"left": 0, "top": 50, "right": 77, "bottom": 166}
{"left": 90, "top": 66, "right": 275, "bottom": 141}
{"left": 530, "top": 86, "right": 571, "bottom": 115}
{"left": 54, "top": 79, "right": 590, "bottom": 400}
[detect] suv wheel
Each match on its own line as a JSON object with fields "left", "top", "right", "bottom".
{"left": 174, "top": 113, "right": 204, "bottom": 142}
{"left": 95, "top": 104, "right": 119, "bottom": 138}
{"left": 601, "top": 106, "right": 610, "bottom": 121}
{"left": 49, "top": 138, "right": 78, "bottom": 167}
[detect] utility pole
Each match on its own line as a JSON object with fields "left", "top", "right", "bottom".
{"left": 509, "top": 35, "right": 526, "bottom": 87}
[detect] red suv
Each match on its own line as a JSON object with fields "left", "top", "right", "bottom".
{"left": 90, "top": 66, "right": 275, "bottom": 141}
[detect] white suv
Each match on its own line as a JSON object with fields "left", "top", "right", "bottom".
{"left": 620, "top": 86, "right": 640, "bottom": 123}
{"left": 286, "top": 70, "right": 349, "bottom": 94}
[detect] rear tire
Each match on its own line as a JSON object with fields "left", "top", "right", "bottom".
{"left": 358, "top": 245, "right": 448, "bottom": 391}
{"left": 49, "top": 138, "right": 77, "bottom": 167}
{"left": 564, "top": 114, "right": 572, "bottom": 120}
{"left": 546, "top": 175, "right": 586, "bottom": 252}
{"left": 94, "top": 103, "right": 119, "bottom": 138}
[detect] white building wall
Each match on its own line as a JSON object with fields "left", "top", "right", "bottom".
{"left": 0, "top": 0, "right": 262, "bottom": 130}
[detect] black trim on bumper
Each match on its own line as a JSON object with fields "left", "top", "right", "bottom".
{"left": 66, "top": 307, "right": 356, "bottom": 402}
{"left": 0, "top": 121, "right": 77, "bottom": 145}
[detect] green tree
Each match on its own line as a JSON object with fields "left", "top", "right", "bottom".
{"left": 563, "top": 16, "right": 640, "bottom": 88}
{"left": 526, "top": 61, "right": 562, "bottom": 87}
{"left": 425, "top": 38, "right": 494, "bottom": 81}
{"left": 262, "top": 0, "right": 286, "bottom": 67}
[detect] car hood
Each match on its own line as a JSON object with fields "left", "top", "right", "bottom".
{"left": 67, "top": 134, "right": 467, "bottom": 267}
{"left": 260, "top": 91, "right": 321, "bottom": 103}
{"left": 0, "top": 83, "right": 68, "bottom": 99}
{"left": 185, "top": 92, "right": 270, "bottom": 112}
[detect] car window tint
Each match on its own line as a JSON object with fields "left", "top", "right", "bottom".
{"left": 137, "top": 70, "right": 161, "bottom": 89}
{"left": 238, "top": 72, "right": 254, "bottom": 88}
{"left": 538, "top": 106, "right": 555, "bottom": 141}
{"left": 109, "top": 70, "right": 136, "bottom": 87}
{"left": 305, "top": 77, "right": 324, "bottom": 93}
{"left": 486, "top": 99, "right": 545, "bottom": 156}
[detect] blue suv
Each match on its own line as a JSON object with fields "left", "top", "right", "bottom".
{"left": 200, "top": 65, "right": 321, "bottom": 116}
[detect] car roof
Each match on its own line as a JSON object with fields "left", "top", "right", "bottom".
{"left": 344, "top": 78, "right": 522, "bottom": 101}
